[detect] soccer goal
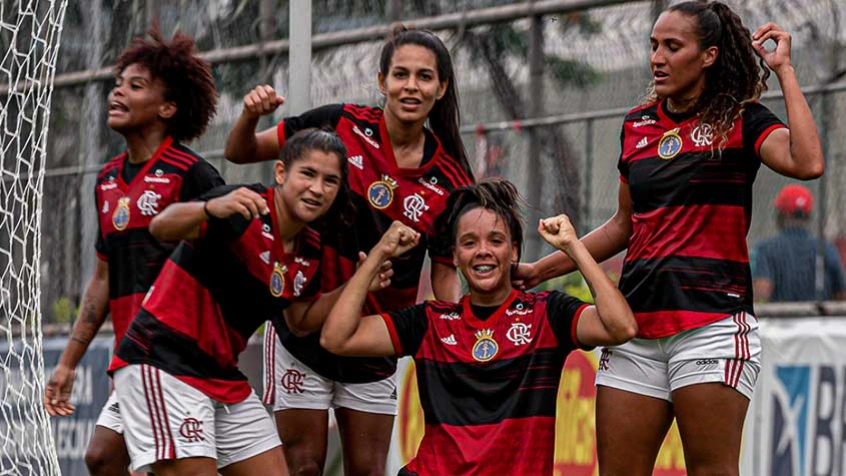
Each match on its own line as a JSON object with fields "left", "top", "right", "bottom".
{"left": 0, "top": 1, "right": 69, "bottom": 474}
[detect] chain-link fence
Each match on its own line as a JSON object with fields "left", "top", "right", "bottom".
{"left": 30, "top": 0, "right": 846, "bottom": 323}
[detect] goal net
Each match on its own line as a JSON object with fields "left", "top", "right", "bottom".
{"left": 0, "top": 1, "right": 68, "bottom": 474}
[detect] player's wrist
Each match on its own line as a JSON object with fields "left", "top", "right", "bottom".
{"left": 202, "top": 200, "right": 214, "bottom": 220}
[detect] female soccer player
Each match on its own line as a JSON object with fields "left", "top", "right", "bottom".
{"left": 515, "top": 2, "right": 824, "bottom": 474}
{"left": 320, "top": 179, "right": 638, "bottom": 475}
{"left": 43, "top": 28, "right": 222, "bottom": 475}
{"left": 224, "top": 25, "right": 473, "bottom": 475}
{"left": 111, "top": 129, "right": 388, "bottom": 475}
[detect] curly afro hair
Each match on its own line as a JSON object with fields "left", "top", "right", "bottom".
{"left": 115, "top": 27, "right": 217, "bottom": 142}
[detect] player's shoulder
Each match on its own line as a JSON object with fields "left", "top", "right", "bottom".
{"left": 623, "top": 101, "right": 660, "bottom": 124}
{"left": 299, "top": 226, "right": 322, "bottom": 257}
{"left": 97, "top": 152, "right": 126, "bottom": 180}
{"left": 341, "top": 103, "right": 383, "bottom": 123}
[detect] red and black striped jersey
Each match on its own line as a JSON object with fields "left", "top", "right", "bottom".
{"left": 113, "top": 184, "right": 323, "bottom": 404}
{"left": 94, "top": 136, "right": 223, "bottom": 371}
{"left": 617, "top": 99, "right": 785, "bottom": 338}
{"left": 275, "top": 104, "right": 473, "bottom": 382}
{"left": 382, "top": 289, "right": 589, "bottom": 475}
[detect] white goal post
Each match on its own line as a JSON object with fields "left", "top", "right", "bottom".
{"left": 0, "top": 1, "right": 69, "bottom": 474}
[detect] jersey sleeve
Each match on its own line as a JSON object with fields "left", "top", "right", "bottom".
{"left": 196, "top": 183, "right": 263, "bottom": 242}
{"left": 277, "top": 104, "right": 345, "bottom": 148}
{"left": 94, "top": 188, "right": 108, "bottom": 260}
{"left": 179, "top": 160, "right": 225, "bottom": 201}
{"left": 546, "top": 291, "right": 592, "bottom": 352}
{"left": 379, "top": 303, "right": 430, "bottom": 357}
{"left": 741, "top": 102, "right": 787, "bottom": 158}
{"left": 616, "top": 121, "right": 629, "bottom": 183}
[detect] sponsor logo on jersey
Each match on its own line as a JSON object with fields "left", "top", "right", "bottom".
{"left": 353, "top": 125, "right": 380, "bottom": 149}
{"left": 259, "top": 251, "right": 271, "bottom": 264}
{"left": 348, "top": 155, "right": 364, "bottom": 170}
{"left": 293, "top": 270, "right": 306, "bottom": 297}
{"left": 418, "top": 177, "right": 445, "bottom": 196}
{"left": 262, "top": 223, "right": 274, "bottom": 241}
{"left": 690, "top": 123, "right": 714, "bottom": 147}
{"left": 270, "top": 262, "right": 287, "bottom": 297}
{"left": 439, "top": 312, "right": 460, "bottom": 321}
{"left": 294, "top": 257, "right": 310, "bottom": 267}
{"left": 367, "top": 174, "right": 397, "bottom": 209}
{"left": 143, "top": 175, "right": 170, "bottom": 184}
{"left": 102, "top": 200, "right": 109, "bottom": 214}
{"left": 136, "top": 190, "right": 162, "bottom": 216}
{"left": 472, "top": 329, "right": 498, "bottom": 362}
{"left": 506, "top": 322, "right": 533, "bottom": 346}
{"left": 633, "top": 115, "right": 657, "bottom": 128}
{"left": 635, "top": 137, "right": 649, "bottom": 149}
{"left": 505, "top": 302, "right": 533, "bottom": 316}
{"left": 441, "top": 334, "right": 458, "bottom": 346}
{"left": 112, "top": 197, "right": 131, "bottom": 230}
{"left": 100, "top": 182, "right": 118, "bottom": 191}
{"left": 403, "top": 193, "right": 429, "bottom": 223}
{"left": 658, "top": 128, "right": 683, "bottom": 160}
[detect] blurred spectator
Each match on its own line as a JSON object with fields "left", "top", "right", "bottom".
{"left": 753, "top": 185, "right": 846, "bottom": 302}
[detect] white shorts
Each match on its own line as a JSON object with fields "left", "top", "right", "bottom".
{"left": 114, "top": 364, "right": 281, "bottom": 473}
{"left": 262, "top": 327, "right": 397, "bottom": 415}
{"left": 595, "top": 312, "right": 761, "bottom": 401}
{"left": 94, "top": 391, "right": 123, "bottom": 434}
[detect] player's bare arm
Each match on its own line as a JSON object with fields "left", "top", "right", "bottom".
{"left": 284, "top": 254, "right": 394, "bottom": 336}
{"left": 44, "top": 258, "right": 110, "bottom": 417}
{"left": 431, "top": 261, "right": 461, "bottom": 302}
{"left": 753, "top": 24, "right": 824, "bottom": 180}
{"left": 224, "top": 84, "right": 286, "bottom": 164}
{"left": 538, "top": 214, "right": 637, "bottom": 347}
{"left": 149, "top": 186, "right": 269, "bottom": 241}
{"left": 516, "top": 182, "right": 634, "bottom": 289}
{"left": 321, "top": 221, "right": 419, "bottom": 356}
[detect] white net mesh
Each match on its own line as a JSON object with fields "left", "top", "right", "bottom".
{"left": 0, "top": 1, "right": 68, "bottom": 474}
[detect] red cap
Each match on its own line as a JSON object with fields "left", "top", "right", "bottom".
{"left": 774, "top": 184, "right": 813, "bottom": 215}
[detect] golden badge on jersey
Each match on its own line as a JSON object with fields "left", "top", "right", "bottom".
{"left": 367, "top": 174, "right": 398, "bottom": 210}
{"left": 657, "top": 128, "right": 683, "bottom": 160}
{"left": 472, "top": 329, "right": 499, "bottom": 362}
{"left": 112, "top": 197, "right": 131, "bottom": 231}
{"left": 270, "top": 262, "right": 287, "bottom": 298}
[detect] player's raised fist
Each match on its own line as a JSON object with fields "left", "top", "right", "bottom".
{"left": 375, "top": 221, "right": 420, "bottom": 259}
{"left": 538, "top": 214, "right": 578, "bottom": 251}
{"left": 243, "top": 84, "right": 285, "bottom": 118}
{"left": 206, "top": 187, "right": 269, "bottom": 220}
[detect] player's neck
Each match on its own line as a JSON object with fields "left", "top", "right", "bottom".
{"left": 384, "top": 111, "right": 426, "bottom": 168}
{"left": 468, "top": 284, "right": 512, "bottom": 308}
{"left": 273, "top": 189, "right": 304, "bottom": 252}
{"left": 123, "top": 128, "right": 168, "bottom": 164}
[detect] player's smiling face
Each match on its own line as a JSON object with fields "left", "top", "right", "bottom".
{"left": 107, "top": 63, "right": 175, "bottom": 134}
{"left": 649, "top": 11, "right": 717, "bottom": 107}
{"left": 379, "top": 44, "right": 448, "bottom": 126}
{"left": 454, "top": 208, "right": 518, "bottom": 302}
{"left": 275, "top": 149, "right": 343, "bottom": 224}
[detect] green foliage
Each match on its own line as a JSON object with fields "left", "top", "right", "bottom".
{"left": 536, "top": 272, "right": 595, "bottom": 303}
{"left": 547, "top": 57, "right": 601, "bottom": 88}
{"left": 51, "top": 297, "right": 77, "bottom": 324}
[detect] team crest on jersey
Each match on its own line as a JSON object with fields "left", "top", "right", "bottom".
{"left": 658, "top": 128, "right": 683, "bottom": 160}
{"left": 270, "top": 262, "right": 287, "bottom": 297}
{"left": 112, "top": 197, "right": 131, "bottom": 230}
{"left": 690, "top": 123, "right": 714, "bottom": 147}
{"left": 472, "top": 329, "right": 499, "bottom": 362}
{"left": 367, "top": 175, "right": 397, "bottom": 210}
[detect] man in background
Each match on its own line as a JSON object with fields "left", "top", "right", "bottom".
{"left": 753, "top": 184, "right": 845, "bottom": 302}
